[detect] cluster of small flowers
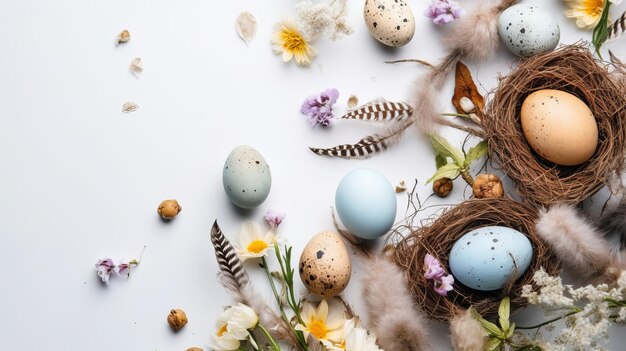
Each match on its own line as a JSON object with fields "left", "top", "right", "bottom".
{"left": 522, "top": 268, "right": 626, "bottom": 350}
{"left": 424, "top": 253, "right": 454, "bottom": 296}
{"left": 295, "top": 0, "right": 353, "bottom": 41}
{"left": 301, "top": 88, "right": 339, "bottom": 127}
{"left": 208, "top": 304, "right": 259, "bottom": 351}
{"left": 424, "top": 0, "right": 463, "bottom": 25}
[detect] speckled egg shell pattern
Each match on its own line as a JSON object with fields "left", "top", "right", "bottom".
{"left": 449, "top": 226, "right": 533, "bottom": 291}
{"left": 498, "top": 4, "right": 560, "bottom": 57}
{"left": 364, "top": 0, "right": 415, "bottom": 47}
{"left": 222, "top": 145, "right": 271, "bottom": 209}
{"left": 299, "top": 231, "right": 351, "bottom": 297}
{"left": 520, "top": 90, "right": 598, "bottom": 166}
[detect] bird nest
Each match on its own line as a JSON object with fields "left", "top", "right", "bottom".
{"left": 481, "top": 44, "right": 626, "bottom": 206}
{"left": 392, "top": 197, "right": 560, "bottom": 323}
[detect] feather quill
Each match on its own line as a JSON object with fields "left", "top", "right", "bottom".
{"left": 608, "top": 10, "right": 626, "bottom": 42}
{"left": 341, "top": 101, "right": 413, "bottom": 122}
{"left": 309, "top": 121, "right": 412, "bottom": 158}
{"left": 536, "top": 205, "right": 621, "bottom": 283}
{"left": 210, "top": 221, "right": 293, "bottom": 342}
{"left": 362, "top": 254, "right": 432, "bottom": 351}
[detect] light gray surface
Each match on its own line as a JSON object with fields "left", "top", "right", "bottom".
{"left": 0, "top": 0, "right": 625, "bottom": 349}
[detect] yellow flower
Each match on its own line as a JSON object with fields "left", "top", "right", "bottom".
{"left": 272, "top": 21, "right": 316, "bottom": 66}
{"left": 236, "top": 222, "right": 278, "bottom": 261}
{"left": 295, "top": 300, "right": 346, "bottom": 344}
{"left": 564, "top": 0, "right": 605, "bottom": 30}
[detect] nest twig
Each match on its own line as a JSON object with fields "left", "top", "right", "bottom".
{"left": 391, "top": 197, "right": 560, "bottom": 323}
{"left": 482, "top": 43, "right": 626, "bottom": 206}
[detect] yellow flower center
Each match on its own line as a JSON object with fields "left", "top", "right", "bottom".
{"left": 279, "top": 27, "right": 308, "bottom": 54}
{"left": 217, "top": 323, "right": 228, "bottom": 337}
{"left": 247, "top": 240, "right": 268, "bottom": 254}
{"left": 308, "top": 319, "right": 328, "bottom": 340}
{"left": 583, "top": 0, "right": 604, "bottom": 15}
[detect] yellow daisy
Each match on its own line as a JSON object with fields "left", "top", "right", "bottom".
{"left": 272, "top": 21, "right": 316, "bottom": 66}
{"left": 564, "top": 0, "right": 605, "bottom": 30}
{"left": 236, "top": 222, "right": 278, "bottom": 262}
{"left": 295, "top": 300, "right": 346, "bottom": 344}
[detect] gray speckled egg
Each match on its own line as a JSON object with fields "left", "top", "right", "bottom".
{"left": 299, "top": 231, "right": 351, "bottom": 297}
{"left": 498, "top": 4, "right": 560, "bottom": 57}
{"left": 364, "top": 0, "right": 415, "bottom": 47}
{"left": 222, "top": 145, "right": 271, "bottom": 209}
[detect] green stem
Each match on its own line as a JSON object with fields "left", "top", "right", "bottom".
{"left": 261, "top": 256, "right": 308, "bottom": 351}
{"left": 274, "top": 243, "right": 303, "bottom": 324}
{"left": 442, "top": 112, "right": 471, "bottom": 118}
{"left": 516, "top": 309, "right": 581, "bottom": 330}
{"left": 258, "top": 323, "right": 282, "bottom": 351}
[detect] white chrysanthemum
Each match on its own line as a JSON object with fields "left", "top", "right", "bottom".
{"left": 344, "top": 327, "right": 382, "bottom": 351}
{"left": 236, "top": 222, "right": 278, "bottom": 261}
{"left": 295, "top": 300, "right": 346, "bottom": 344}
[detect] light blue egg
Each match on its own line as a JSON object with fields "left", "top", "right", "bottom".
{"left": 335, "top": 168, "right": 397, "bottom": 240}
{"left": 223, "top": 145, "right": 271, "bottom": 209}
{"left": 449, "top": 226, "right": 533, "bottom": 291}
{"left": 498, "top": 5, "right": 560, "bottom": 57}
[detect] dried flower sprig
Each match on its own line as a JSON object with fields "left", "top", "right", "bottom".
{"left": 424, "top": 0, "right": 464, "bottom": 25}
{"left": 94, "top": 246, "right": 145, "bottom": 284}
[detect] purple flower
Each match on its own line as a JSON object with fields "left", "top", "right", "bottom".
{"left": 95, "top": 258, "right": 115, "bottom": 284}
{"left": 434, "top": 274, "right": 455, "bottom": 296}
{"left": 115, "top": 259, "right": 139, "bottom": 278}
{"left": 300, "top": 88, "right": 339, "bottom": 127}
{"left": 424, "top": 253, "right": 445, "bottom": 280}
{"left": 264, "top": 210, "right": 285, "bottom": 228}
{"left": 424, "top": 0, "right": 463, "bottom": 25}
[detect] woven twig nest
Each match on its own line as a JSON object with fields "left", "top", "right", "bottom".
{"left": 392, "top": 197, "right": 560, "bottom": 323}
{"left": 481, "top": 44, "right": 626, "bottom": 206}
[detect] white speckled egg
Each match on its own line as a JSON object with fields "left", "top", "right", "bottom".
{"left": 222, "top": 145, "right": 271, "bottom": 209}
{"left": 498, "top": 5, "right": 560, "bottom": 57}
{"left": 299, "top": 231, "right": 351, "bottom": 297}
{"left": 364, "top": 0, "right": 415, "bottom": 47}
{"left": 449, "top": 226, "right": 533, "bottom": 291}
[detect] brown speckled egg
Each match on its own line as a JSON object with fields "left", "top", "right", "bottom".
{"left": 299, "top": 231, "right": 351, "bottom": 297}
{"left": 364, "top": 0, "right": 415, "bottom": 47}
{"left": 521, "top": 89, "right": 598, "bottom": 166}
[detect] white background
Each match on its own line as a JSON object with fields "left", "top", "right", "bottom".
{"left": 1, "top": 0, "right": 625, "bottom": 350}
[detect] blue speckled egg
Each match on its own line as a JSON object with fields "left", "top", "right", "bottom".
{"left": 223, "top": 145, "right": 271, "bottom": 209}
{"left": 449, "top": 226, "right": 533, "bottom": 291}
{"left": 498, "top": 5, "right": 560, "bottom": 57}
{"left": 335, "top": 168, "right": 397, "bottom": 240}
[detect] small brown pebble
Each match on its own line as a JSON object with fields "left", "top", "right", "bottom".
{"left": 186, "top": 348, "right": 203, "bottom": 351}
{"left": 167, "top": 309, "right": 188, "bottom": 331}
{"left": 116, "top": 29, "right": 130, "bottom": 45}
{"left": 158, "top": 199, "right": 181, "bottom": 220}
{"left": 433, "top": 177, "right": 453, "bottom": 197}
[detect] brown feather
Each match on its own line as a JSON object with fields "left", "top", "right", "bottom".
{"left": 341, "top": 101, "right": 413, "bottom": 122}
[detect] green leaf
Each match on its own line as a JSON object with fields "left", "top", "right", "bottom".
{"left": 486, "top": 338, "right": 502, "bottom": 351}
{"left": 435, "top": 154, "right": 448, "bottom": 169}
{"left": 430, "top": 134, "right": 464, "bottom": 167}
{"left": 426, "top": 163, "right": 461, "bottom": 183}
{"left": 464, "top": 140, "right": 488, "bottom": 167}
{"left": 498, "top": 297, "right": 511, "bottom": 332}
{"left": 592, "top": 0, "right": 611, "bottom": 57}
{"left": 506, "top": 322, "right": 516, "bottom": 339}
{"left": 477, "top": 316, "right": 505, "bottom": 339}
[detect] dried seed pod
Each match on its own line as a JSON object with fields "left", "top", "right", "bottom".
{"left": 186, "top": 348, "right": 203, "bottom": 351}
{"left": 158, "top": 199, "right": 182, "bottom": 220}
{"left": 472, "top": 174, "right": 504, "bottom": 199}
{"left": 433, "top": 177, "right": 453, "bottom": 197}
{"left": 395, "top": 180, "right": 407, "bottom": 193}
{"left": 167, "top": 309, "right": 188, "bottom": 331}
{"left": 116, "top": 30, "right": 131, "bottom": 45}
{"left": 347, "top": 95, "right": 359, "bottom": 109}
{"left": 129, "top": 57, "right": 143, "bottom": 77}
{"left": 122, "top": 102, "right": 139, "bottom": 113}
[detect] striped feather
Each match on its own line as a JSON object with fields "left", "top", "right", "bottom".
{"left": 210, "top": 221, "right": 294, "bottom": 343}
{"left": 309, "top": 122, "right": 411, "bottom": 158}
{"left": 341, "top": 101, "right": 413, "bottom": 122}
{"left": 608, "top": 10, "right": 626, "bottom": 41}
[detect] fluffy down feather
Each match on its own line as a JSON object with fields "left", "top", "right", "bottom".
{"left": 536, "top": 205, "right": 619, "bottom": 283}
{"left": 450, "top": 308, "right": 487, "bottom": 351}
{"left": 443, "top": 0, "right": 519, "bottom": 61}
{"left": 362, "top": 255, "right": 432, "bottom": 351}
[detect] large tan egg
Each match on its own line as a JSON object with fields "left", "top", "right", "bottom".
{"left": 520, "top": 89, "right": 598, "bottom": 166}
{"left": 299, "top": 231, "right": 351, "bottom": 297}
{"left": 364, "top": 0, "right": 415, "bottom": 47}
